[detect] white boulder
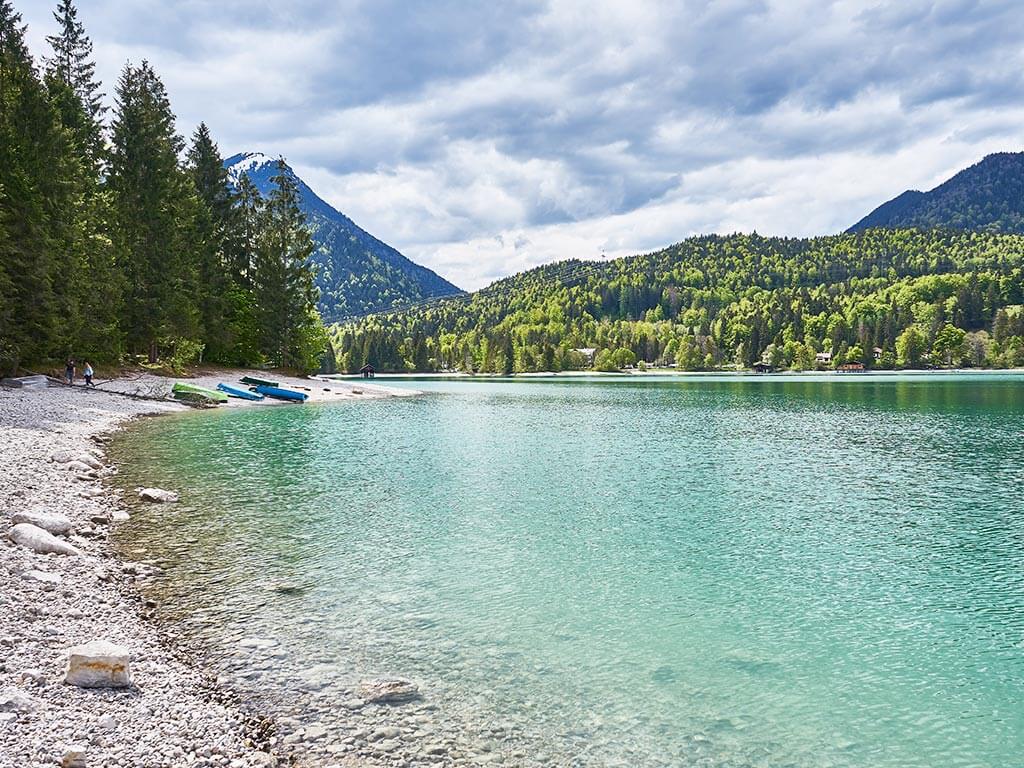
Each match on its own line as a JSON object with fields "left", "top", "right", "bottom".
{"left": 8, "top": 523, "right": 81, "bottom": 556}
{"left": 138, "top": 487, "right": 179, "bottom": 503}
{"left": 65, "top": 460, "right": 93, "bottom": 473}
{"left": 64, "top": 640, "right": 132, "bottom": 688}
{"left": 11, "top": 510, "right": 73, "bottom": 535}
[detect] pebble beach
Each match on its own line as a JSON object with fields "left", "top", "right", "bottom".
{"left": 0, "top": 372, "right": 413, "bottom": 768}
{"left": 0, "top": 381, "right": 288, "bottom": 768}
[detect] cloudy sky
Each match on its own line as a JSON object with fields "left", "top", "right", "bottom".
{"left": 21, "top": 0, "right": 1024, "bottom": 290}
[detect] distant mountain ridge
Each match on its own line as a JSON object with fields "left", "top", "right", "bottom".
{"left": 849, "top": 152, "right": 1024, "bottom": 233}
{"left": 224, "top": 152, "right": 461, "bottom": 321}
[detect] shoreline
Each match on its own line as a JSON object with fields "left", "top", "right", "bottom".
{"left": 0, "top": 384, "right": 285, "bottom": 768}
{"left": 0, "top": 371, "right": 416, "bottom": 768}
{"left": 330, "top": 367, "right": 1024, "bottom": 379}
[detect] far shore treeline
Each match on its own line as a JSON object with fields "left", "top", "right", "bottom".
{"left": 332, "top": 230, "right": 1024, "bottom": 373}
{"left": 0, "top": 0, "right": 328, "bottom": 375}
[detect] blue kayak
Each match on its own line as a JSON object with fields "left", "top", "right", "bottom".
{"left": 217, "top": 383, "right": 264, "bottom": 401}
{"left": 253, "top": 384, "right": 308, "bottom": 403}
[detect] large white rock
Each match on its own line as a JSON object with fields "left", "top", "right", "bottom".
{"left": 8, "top": 523, "right": 81, "bottom": 556}
{"left": 11, "top": 510, "right": 73, "bottom": 535}
{"left": 66, "top": 460, "right": 93, "bottom": 473}
{"left": 64, "top": 640, "right": 132, "bottom": 688}
{"left": 50, "top": 450, "right": 75, "bottom": 464}
{"left": 138, "top": 487, "right": 179, "bottom": 503}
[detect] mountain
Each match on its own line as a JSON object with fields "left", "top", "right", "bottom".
{"left": 224, "top": 152, "right": 461, "bottom": 321}
{"left": 331, "top": 229, "right": 1024, "bottom": 373}
{"left": 849, "top": 152, "right": 1024, "bottom": 233}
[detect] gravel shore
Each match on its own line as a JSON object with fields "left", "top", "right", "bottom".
{"left": 0, "top": 381, "right": 320, "bottom": 768}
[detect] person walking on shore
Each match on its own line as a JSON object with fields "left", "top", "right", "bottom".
{"left": 83, "top": 361, "right": 94, "bottom": 387}
{"left": 64, "top": 358, "right": 75, "bottom": 385}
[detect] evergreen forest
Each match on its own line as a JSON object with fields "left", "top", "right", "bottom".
{"left": 0, "top": 0, "right": 327, "bottom": 374}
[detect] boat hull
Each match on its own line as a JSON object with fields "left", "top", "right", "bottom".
{"left": 253, "top": 384, "right": 308, "bottom": 402}
{"left": 240, "top": 376, "right": 280, "bottom": 387}
{"left": 172, "top": 382, "right": 228, "bottom": 403}
{"left": 217, "top": 383, "right": 265, "bottom": 401}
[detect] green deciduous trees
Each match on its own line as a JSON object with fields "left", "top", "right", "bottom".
{"left": 333, "top": 230, "right": 1024, "bottom": 373}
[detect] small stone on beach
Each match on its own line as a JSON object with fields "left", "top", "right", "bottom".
{"left": 0, "top": 687, "right": 39, "bottom": 713}
{"left": 22, "top": 569, "right": 63, "bottom": 587}
{"left": 61, "top": 745, "right": 87, "bottom": 768}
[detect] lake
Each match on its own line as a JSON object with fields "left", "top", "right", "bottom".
{"left": 112, "top": 374, "right": 1024, "bottom": 767}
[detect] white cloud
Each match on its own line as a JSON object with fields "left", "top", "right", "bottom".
{"left": 17, "top": 0, "right": 1024, "bottom": 291}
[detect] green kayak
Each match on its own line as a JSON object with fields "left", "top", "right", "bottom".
{"left": 172, "top": 382, "right": 228, "bottom": 403}
{"left": 240, "top": 375, "right": 279, "bottom": 387}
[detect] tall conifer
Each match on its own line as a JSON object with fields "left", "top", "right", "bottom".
{"left": 108, "top": 60, "right": 199, "bottom": 362}
{"left": 45, "top": 0, "right": 103, "bottom": 122}
{"left": 0, "top": 0, "right": 65, "bottom": 362}
{"left": 186, "top": 122, "right": 235, "bottom": 359}
{"left": 253, "top": 160, "right": 322, "bottom": 368}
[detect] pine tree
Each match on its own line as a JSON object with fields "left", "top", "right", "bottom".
{"left": 186, "top": 122, "right": 236, "bottom": 360}
{"left": 233, "top": 172, "right": 262, "bottom": 286}
{"left": 108, "top": 60, "right": 199, "bottom": 362}
{"left": 0, "top": 0, "right": 66, "bottom": 362}
{"left": 45, "top": 0, "right": 103, "bottom": 122}
{"left": 44, "top": 1, "right": 122, "bottom": 361}
{"left": 252, "top": 159, "right": 324, "bottom": 369}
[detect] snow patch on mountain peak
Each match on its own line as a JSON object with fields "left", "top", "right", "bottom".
{"left": 224, "top": 152, "right": 277, "bottom": 184}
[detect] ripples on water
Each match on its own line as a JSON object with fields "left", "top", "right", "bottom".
{"left": 112, "top": 375, "right": 1024, "bottom": 767}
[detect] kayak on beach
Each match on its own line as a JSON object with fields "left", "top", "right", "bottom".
{"left": 240, "top": 376, "right": 279, "bottom": 388}
{"left": 172, "top": 382, "right": 228, "bottom": 403}
{"left": 252, "top": 384, "right": 308, "bottom": 403}
{"left": 216, "top": 383, "right": 265, "bottom": 401}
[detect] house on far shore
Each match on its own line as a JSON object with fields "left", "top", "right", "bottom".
{"left": 837, "top": 362, "right": 865, "bottom": 372}
{"left": 753, "top": 361, "right": 774, "bottom": 373}
{"left": 359, "top": 363, "right": 376, "bottom": 378}
{"left": 815, "top": 351, "right": 832, "bottom": 365}
{"left": 873, "top": 346, "right": 884, "bottom": 361}
{"left": 573, "top": 348, "right": 597, "bottom": 365}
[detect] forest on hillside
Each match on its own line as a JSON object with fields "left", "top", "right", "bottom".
{"left": 0, "top": 1, "right": 327, "bottom": 375}
{"left": 331, "top": 229, "right": 1024, "bottom": 373}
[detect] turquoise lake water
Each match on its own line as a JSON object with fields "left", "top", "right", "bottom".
{"left": 113, "top": 374, "right": 1024, "bottom": 767}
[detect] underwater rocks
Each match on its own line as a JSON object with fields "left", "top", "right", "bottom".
{"left": 138, "top": 487, "right": 179, "bottom": 503}
{"left": 358, "top": 677, "right": 421, "bottom": 704}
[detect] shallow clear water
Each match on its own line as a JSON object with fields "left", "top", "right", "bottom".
{"left": 113, "top": 375, "right": 1024, "bottom": 767}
